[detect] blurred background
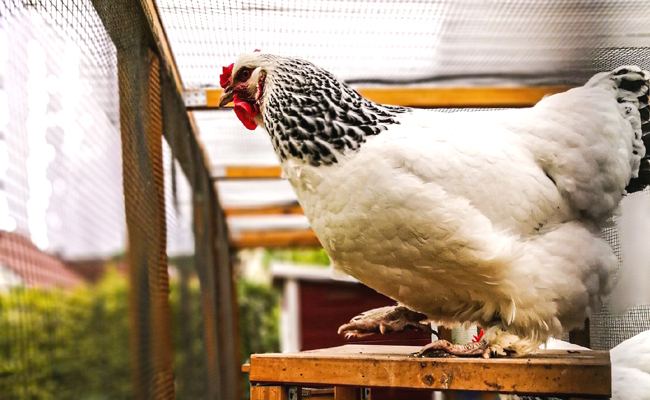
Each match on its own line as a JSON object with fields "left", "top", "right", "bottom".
{"left": 1, "top": 1, "right": 649, "bottom": 399}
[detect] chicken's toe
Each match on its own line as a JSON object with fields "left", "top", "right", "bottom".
{"left": 338, "top": 305, "right": 436, "bottom": 338}
{"left": 417, "top": 340, "right": 491, "bottom": 358}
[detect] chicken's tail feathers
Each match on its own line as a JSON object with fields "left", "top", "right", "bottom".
{"left": 587, "top": 66, "right": 650, "bottom": 193}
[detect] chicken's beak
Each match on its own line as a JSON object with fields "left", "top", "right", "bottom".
{"left": 219, "top": 87, "right": 234, "bottom": 108}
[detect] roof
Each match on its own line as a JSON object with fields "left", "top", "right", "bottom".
{"left": 0, "top": 231, "right": 84, "bottom": 289}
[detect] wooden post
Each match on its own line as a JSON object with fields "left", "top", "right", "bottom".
{"left": 91, "top": 1, "right": 177, "bottom": 397}
{"left": 193, "top": 172, "right": 223, "bottom": 399}
{"left": 93, "top": 1, "right": 242, "bottom": 398}
{"left": 334, "top": 387, "right": 358, "bottom": 400}
{"left": 251, "top": 386, "right": 288, "bottom": 400}
{"left": 118, "top": 46, "right": 175, "bottom": 400}
{"left": 249, "top": 345, "right": 611, "bottom": 398}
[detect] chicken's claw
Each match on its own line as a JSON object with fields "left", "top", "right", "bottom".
{"left": 338, "top": 305, "right": 436, "bottom": 339}
{"left": 417, "top": 339, "right": 491, "bottom": 358}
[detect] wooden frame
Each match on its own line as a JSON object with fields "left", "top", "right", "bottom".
{"left": 249, "top": 345, "right": 611, "bottom": 399}
{"left": 232, "top": 230, "right": 321, "bottom": 248}
{"left": 225, "top": 204, "right": 304, "bottom": 217}
{"left": 214, "top": 165, "right": 284, "bottom": 179}
{"left": 92, "top": 0, "right": 242, "bottom": 398}
{"left": 186, "top": 86, "right": 571, "bottom": 110}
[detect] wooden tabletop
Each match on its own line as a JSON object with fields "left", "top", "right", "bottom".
{"left": 249, "top": 345, "right": 611, "bottom": 397}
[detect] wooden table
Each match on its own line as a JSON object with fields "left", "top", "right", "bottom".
{"left": 248, "top": 345, "right": 611, "bottom": 400}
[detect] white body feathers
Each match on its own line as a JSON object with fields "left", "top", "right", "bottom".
{"left": 281, "top": 70, "right": 646, "bottom": 353}
{"left": 222, "top": 53, "right": 649, "bottom": 355}
{"left": 611, "top": 329, "right": 650, "bottom": 400}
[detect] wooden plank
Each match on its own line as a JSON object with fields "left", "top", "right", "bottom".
{"left": 249, "top": 345, "right": 611, "bottom": 397}
{"left": 140, "top": 0, "right": 184, "bottom": 90}
{"left": 251, "top": 386, "right": 288, "bottom": 400}
{"left": 356, "top": 86, "right": 569, "bottom": 108}
{"left": 188, "top": 86, "right": 570, "bottom": 110}
{"left": 304, "top": 388, "right": 334, "bottom": 397}
{"left": 214, "top": 165, "right": 284, "bottom": 180}
{"left": 233, "top": 230, "right": 321, "bottom": 248}
{"left": 93, "top": 0, "right": 241, "bottom": 397}
{"left": 117, "top": 47, "right": 175, "bottom": 400}
{"left": 206, "top": 89, "right": 225, "bottom": 108}
{"left": 211, "top": 184, "right": 242, "bottom": 399}
{"left": 334, "top": 387, "right": 357, "bottom": 400}
{"left": 225, "top": 204, "right": 304, "bottom": 217}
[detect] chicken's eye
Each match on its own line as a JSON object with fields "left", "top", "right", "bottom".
{"left": 241, "top": 69, "right": 251, "bottom": 80}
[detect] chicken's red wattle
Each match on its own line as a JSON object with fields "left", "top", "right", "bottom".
{"left": 233, "top": 94, "right": 259, "bottom": 130}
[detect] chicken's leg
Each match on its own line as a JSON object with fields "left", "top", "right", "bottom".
{"left": 337, "top": 305, "right": 436, "bottom": 339}
{"left": 339, "top": 306, "right": 492, "bottom": 358}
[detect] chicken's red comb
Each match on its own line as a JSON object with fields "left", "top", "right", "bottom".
{"left": 220, "top": 63, "right": 234, "bottom": 89}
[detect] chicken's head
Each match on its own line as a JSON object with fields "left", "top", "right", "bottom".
{"left": 219, "top": 51, "right": 273, "bottom": 130}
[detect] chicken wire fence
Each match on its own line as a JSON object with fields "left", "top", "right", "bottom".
{"left": 0, "top": 1, "right": 238, "bottom": 399}
{"left": 156, "top": 0, "right": 650, "bottom": 88}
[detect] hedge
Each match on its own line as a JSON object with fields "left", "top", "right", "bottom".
{"left": 0, "top": 268, "right": 279, "bottom": 399}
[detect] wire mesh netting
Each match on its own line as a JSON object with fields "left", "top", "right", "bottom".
{"left": 591, "top": 188, "right": 650, "bottom": 350}
{"left": 1, "top": 0, "right": 234, "bottom": 399}
{"left": 156, "top": 0, "right": 650, "bottom": 88}
{"left": 163, "top": 139, "right": 209, "bottom": 399}
{"left": 0, "top": 1, "right": 130, "bottom": 398}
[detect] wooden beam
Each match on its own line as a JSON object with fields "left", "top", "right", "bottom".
{"left": 232, "top": 230, "right": 321, "bottom": 248}
{"left": 186, "top": 86, "right": 571, "bottom": 110}
{"left": 334, "top": 387, "right": 358, "bottom": 400}
{"left": 117, "top": 47, "right": 175, "bottom": 400}
{"left": 225, "top": 204, "right": 304, "bottom": 217}
{"left": 358, "top": 86, "right": 570, "bottom": 108}
{"left": 140, "top": 0, "right": 184, "bottom": 90}
{"left": 214, "top": 165, "right": 284, "bottom": 180}
{"left": 92, "top": 0, "right": 242, "bottom": 398}
{"left": 250, "top": 345, "right": 611, "bottom": 397}
{"left": 250, "top": 386, "right": 287, "bottom": 400}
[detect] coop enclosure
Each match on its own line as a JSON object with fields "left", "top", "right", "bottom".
{"left": 1, "top": 0, "right": 650, "bottom": 399}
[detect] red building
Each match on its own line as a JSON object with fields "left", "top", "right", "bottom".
{"left": 272, "top": 262, "right": 432, "bottom": 352}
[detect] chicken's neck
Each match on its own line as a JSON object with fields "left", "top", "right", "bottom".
{"left": 262, "top": 59, "right": 410, "bottom": 166}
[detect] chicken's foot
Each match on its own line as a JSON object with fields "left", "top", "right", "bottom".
{"left": 338, "top": 305, "right": 436, "bottom": 339}
{"left": 417, "top": 339, "right": 491, "bottom": 358}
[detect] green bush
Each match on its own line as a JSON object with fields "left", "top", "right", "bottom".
{"left": 0, "top": 268, "right": 280, "bottom": 400}
{"left": 264, "top": 248, "right": 330, "bottom": 266}
{"left": 237, "top": 279, "right": 280, "bottom": 363}
{"left": 0, "top": 268, "right": 131, "bottom": 400}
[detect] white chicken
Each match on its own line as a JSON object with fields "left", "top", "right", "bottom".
{"left": 219, "top": 53, "right": 650, "bottom": 356}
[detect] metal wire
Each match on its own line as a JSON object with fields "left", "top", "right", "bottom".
{"left": 0, "top": 0, "right": 221, "bottom": 398}
{"left": 1, "top": 1, "right": 128, "bottom": 399}
{"left": 156, "top": 0, "right": 650, "bottom": 89}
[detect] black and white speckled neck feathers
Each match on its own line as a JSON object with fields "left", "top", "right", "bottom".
{"left": 261, "top": 57, "right": 410, "bottom": 166}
